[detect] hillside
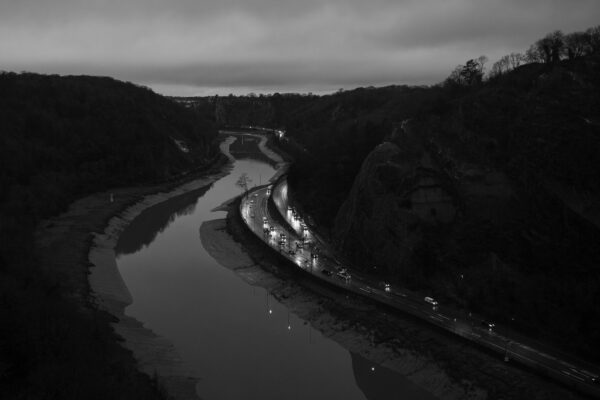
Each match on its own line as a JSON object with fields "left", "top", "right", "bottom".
{"left": 195, "top": 85, "right": 446, "bottom": 227}
{"left": 333, "top": 54, "right": 600, "bottom": 361}
{"left": 200, "top": 53, "right": 600, "bottom": 362}
{"left": 0, "top": 72, "right": 219, "bottom": 399}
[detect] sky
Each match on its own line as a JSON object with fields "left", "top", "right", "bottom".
{"left": 1, "top": 0, "right": 599, "bottom": 96}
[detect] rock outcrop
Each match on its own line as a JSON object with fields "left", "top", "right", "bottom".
{"left": 334, "top": 122, "right": 515, "bottom": 282}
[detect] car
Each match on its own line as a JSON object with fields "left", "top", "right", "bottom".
{"left": 270, "top": 226, "right": 275, "bottom": 232}
{"left": 263, "top": 216, "right": 268, "bottom": 222}
{"left": 424, "top": 297, "right": 438, "bottom": 307}
{"left": 321, "top": 269, "right": 332, "bottom": 276}
{"left": 481, "top": 321, "right": 495, "bottom": 331}
{"left": 311, "top": 253, "right": 318, "bottom": 259}
{"left": 384, "top": 283, "right": 391, "bottom": 292}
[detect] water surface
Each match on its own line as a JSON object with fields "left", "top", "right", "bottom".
{"left": 116, "top": 138, "right": 436, "bottom": 400}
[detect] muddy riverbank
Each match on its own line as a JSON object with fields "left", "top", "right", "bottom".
{"left": 35, "top": 131, "right": 586, "bottom": 400}
{"left": 215, "top": 187, "right": 587, "bottom": 400}
{"left": 35, "top": 140, "right": 233, "bottom": 400}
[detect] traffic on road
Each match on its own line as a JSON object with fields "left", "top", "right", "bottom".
{"left": 240, "top": 178, "right": 600, "bottom": 397}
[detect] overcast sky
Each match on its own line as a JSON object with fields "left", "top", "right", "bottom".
{"left": 1, "top": 0, "right": 598, "bottom": 95}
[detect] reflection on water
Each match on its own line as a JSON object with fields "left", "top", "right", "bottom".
{"left": 115, "top": 138, "right": 436, "bottom": 400}
{"left": 116, "top": 185, "right": 211, "bottom": 255}
{"left": 352, "top": 353, "right": 436, "bottom": 400}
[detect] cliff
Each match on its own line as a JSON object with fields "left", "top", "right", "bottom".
{"left": 333, "top": 55, "right": 600, "bottom": 361}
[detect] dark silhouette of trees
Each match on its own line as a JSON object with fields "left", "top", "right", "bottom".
{"left": 491, "top": 23, "right": 599, "bottom": 77}
{"left": 508, "top": 52, "right": 524, "bottom": 69}
{"left": 585, "top": 25, "right": 600, "bottom": 54}
{"left": 525, "top": 43, "right": 545, "bottom": 63}
{"left": 0, "top": 72, "right": 219, "bottom": 400}
{"left": 535, "top": 30, "right": 565, "bottom": 63}
{"left": 565, "top": 31, "right": 590, "bottom": 59}
{"left": 490, "top": 54, "right": 510, "bottom": 77}
{"left": 445, "top": 56, "right": 487, "bottom": 86}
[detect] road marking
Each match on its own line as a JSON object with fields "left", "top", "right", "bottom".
{"left": 562, "top": 370, "right": 586, "bottom": 382}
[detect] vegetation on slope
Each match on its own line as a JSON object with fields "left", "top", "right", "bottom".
{"left": 0, "top": 72, "right": 219, "bottom": 399}
{"left": 203, "top": 24, "right": 600, "bottom": 362}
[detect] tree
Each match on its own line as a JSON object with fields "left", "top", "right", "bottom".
{"left": 585, "top": 25, "right": 600, "bottom": 54}
{"left": 444, "top": 65, "right": 465, "bottom": 87}
{"left": 564, "top": 31, "right": 589, "bottom": 59}
{"left": 525, "top": 44, "right": 544, "bottom": 63}
{"left": 535, "top": 30, "right": 565, "bottom": 63}
{"left": 509, "top": 52, "right": 524, "bottom": 69}
{"left": 490, "top": 56, "right": 510, "bottom": 78}
{"left": 460, "top": 58, "right": 485, "bottom": 85}
{"left": 236, "top": 173, "right": 252, "bottom": 196}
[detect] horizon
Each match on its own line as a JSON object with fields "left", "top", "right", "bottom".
{"left": 2, "top": 0, "right": 599, "bottom": 97}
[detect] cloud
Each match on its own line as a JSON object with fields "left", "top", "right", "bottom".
{"left": 1, "top": 0, "right": 599, "bottom": 94}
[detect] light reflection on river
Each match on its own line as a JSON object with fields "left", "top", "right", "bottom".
{"left": 115, "top": 137, "right": 436, "bottom": 400}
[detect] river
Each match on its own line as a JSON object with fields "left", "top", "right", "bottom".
{"left": 114, "top": 135, "right": 436, "bottom": 400}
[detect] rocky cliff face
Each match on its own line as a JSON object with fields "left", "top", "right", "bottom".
{"left": 334, "top": 122, "right": 515, "bottom": 283}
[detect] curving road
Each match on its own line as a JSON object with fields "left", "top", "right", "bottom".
{"left": 240, "top": 151, "right": 600, "bottom": 399}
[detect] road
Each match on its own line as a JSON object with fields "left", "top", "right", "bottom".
{"left": 240, "top": 176, "right": 600, "bottom": 398}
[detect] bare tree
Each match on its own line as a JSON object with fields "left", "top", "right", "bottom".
{"left": 565, "top": 31, "right": 589, "bottom": 59}
{"left": 444, "top": 65, "right": 465, "bottom": 87}
{"left": 585, "top": 25, "right": 600, "bottom": 54}
{"left": 525, "top": 44, "right": 544, "bottom": 63}
{"left": 509, "top": 52, "right": 524, "bottom": 69}
{"left": 489, "top": 54, "right": 511, "bottom": 78}
{"left": 535, "top": 30, "right": 565, "bottom": 63}
{"left": 236, "top": 173, "right": 252, "bottom": 196}
{"left": 489, "top": 61, "right": 503, "bottom": 78}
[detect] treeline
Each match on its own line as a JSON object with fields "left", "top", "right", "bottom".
{"left": 0, "top": 72, "right": 218, "bottom": 398}
{"left": 418, "top": 45, "right": 600, "bottom": 360}
{"left": 445, "top": 23, "right": 600, "bottom": 86}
